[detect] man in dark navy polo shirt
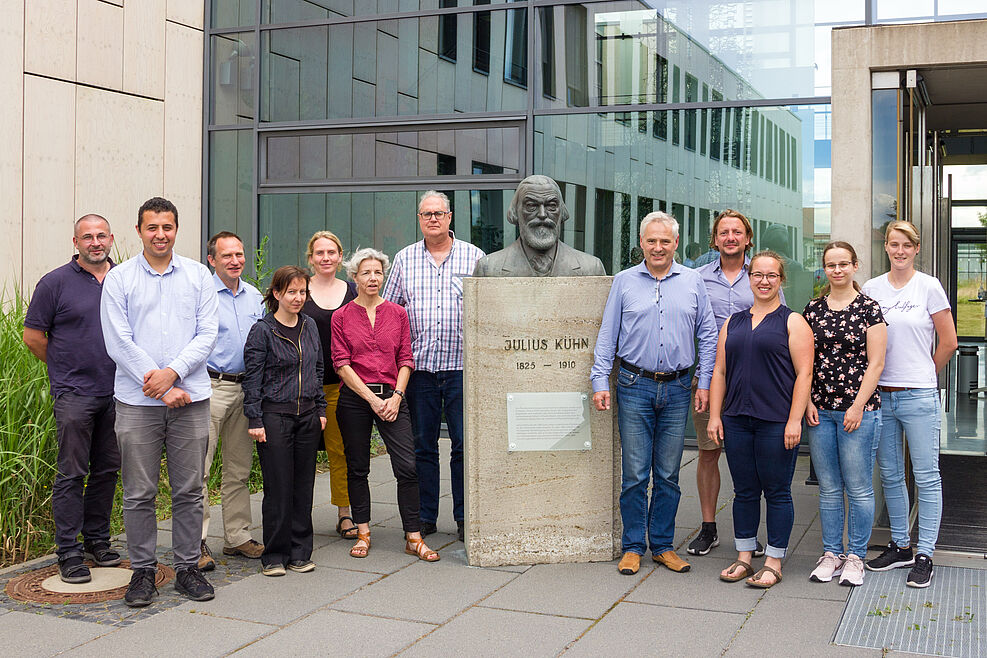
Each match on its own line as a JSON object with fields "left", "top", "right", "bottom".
{"left": 24, "top": 214, "right": 121, "bottom": 584}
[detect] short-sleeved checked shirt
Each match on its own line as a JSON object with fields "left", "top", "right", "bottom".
{"left": 382, "top": 233, "right": 484, "bottom": 372}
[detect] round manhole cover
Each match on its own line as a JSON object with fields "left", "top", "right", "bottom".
{"left": 5, "top": 561, "right": 175, "bottom": 604}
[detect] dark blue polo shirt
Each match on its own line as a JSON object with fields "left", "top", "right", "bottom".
{"left": 24, "top": 256, "right": 116, "bottom": 397}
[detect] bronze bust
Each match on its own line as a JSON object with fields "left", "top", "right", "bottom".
{"left": 473, "top": 175, "right": 606, "bottom": 277}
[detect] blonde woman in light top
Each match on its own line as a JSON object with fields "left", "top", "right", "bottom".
{"left": 860, "top": 221, "right": 957, "bottom": 589}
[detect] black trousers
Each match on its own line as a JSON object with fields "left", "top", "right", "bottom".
{"left": 52, "top": 393, "right": 120, "bottom": 559}
{"left": 256, "top": 409, "right": 321, "bottom": 567}
{"left": 336, "top": 386, "right": 420, "bottom": 533}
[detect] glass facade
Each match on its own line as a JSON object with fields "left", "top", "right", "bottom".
{"left": 204, "top": 1, "right": 987, "bottom": 310}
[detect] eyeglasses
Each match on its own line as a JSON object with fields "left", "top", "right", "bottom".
{"left": 418, "top": 211, "right": 450, "bottom": 220}
{"left": 78, "top": 233, "right": 110, "bottom": 244}
{"left": 749, "top": 272, "right": 781, "bottom": 282}
{"left": 824, "top": 261, "right": 854, "bottom": 271}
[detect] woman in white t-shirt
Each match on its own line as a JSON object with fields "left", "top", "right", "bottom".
{"left": 860, "top": 221, "right": 957, "bottom": 589}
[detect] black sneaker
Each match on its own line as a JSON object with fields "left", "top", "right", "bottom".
{"left": 866, "top": 541, "right": 915, "bottom": 572}
{"left": 125, "top": 568, "right": 158, "bottom": 607}
{"left": 421, "top": 522, "right": 437, "bottom": 537}
{"left": 84, "top": 540, "right": 122, "bottom": 567}
{"left": 687, "top": 523, "right": 719, "bottom": 556}
{"left": 457, "top": 521, "right": 465, "bottom": 542}
{"left": 906, "top": 554, "right": 934, "bottom": 588}
{"left": 287, "top": 560, "right": 315, "bottom": 573}
{"left": 754, "top": 541, "right": 765, "bottom": 558}
{"left": 58, "top": 556, "right": 92, "bottom": 584}
{"left": 174, "top": 566, "right": 215, "bottom": 601}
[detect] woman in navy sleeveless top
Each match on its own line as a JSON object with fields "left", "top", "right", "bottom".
{"left": 707, "top": 252, "right": 814, "bottom": 588}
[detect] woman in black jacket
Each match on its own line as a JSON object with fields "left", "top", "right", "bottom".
{"left": 243, "top": 266, "right": 327, "bottom": 577}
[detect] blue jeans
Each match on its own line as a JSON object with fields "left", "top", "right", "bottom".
{"left": 808, "top": 409, "right": 881, "bottom": 557}
{"left": 615, "top": 367, "right": 690, "bottom": 556}
{"left": 877, "top": 388, "right": 942, "bottom": 557}
{"left": 722, "top": 414, "right": 799, "bottom": 559}
{"left": 406, "top": 370, "right": 464, "bottom": 524}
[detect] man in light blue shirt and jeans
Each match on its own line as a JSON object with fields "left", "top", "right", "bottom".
{"left": 592, "top": 211, "right": 717, "bottom": 576}
{"left": 100, "top": 197, "right": 219, "bottom": 607}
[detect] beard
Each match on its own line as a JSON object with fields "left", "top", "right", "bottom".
{"left": 520, "top": 221, "right": 559, "bottom": 251}
{"left": 79, "top": 249, "right": 110, "bottom": 266}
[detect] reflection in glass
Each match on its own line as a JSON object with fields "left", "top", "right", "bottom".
{"left": 258, "top": 189, "right": 514, "bottom": 269}
{"left": 209, "top": 131, "right": 255, "bottom": 251}
{"left": 533, "top": 105, "right": 825, "bottom": 312}
{"left": 262, "top": 126, "right": 521, "bottom": 184}
{"left": 260, "top": 0, "right": 512, "bottom": 23}
{"left": 211, "top": 33, "right": 256, "bottom": 125}
{"left": 258, "top": 13, "right": 528, "bottom": 122}
{"left": 872, "top": 88, "right": 899, "bottom": 277}
{"left": 212, "top": 0, "right": 258, "bottom": 29}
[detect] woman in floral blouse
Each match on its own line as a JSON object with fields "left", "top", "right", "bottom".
{"left": 803, "top": 241, "right": 886, "bottom": 587}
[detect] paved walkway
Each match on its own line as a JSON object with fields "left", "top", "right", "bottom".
{"left": 2, "top": 445, "right": 984, "bottom": 656}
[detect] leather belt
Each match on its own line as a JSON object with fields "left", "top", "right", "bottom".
{"left": 877, "top": 385, "right": 914, "bottom": 393}
{"left": 620, "top": 362, "right": 690, "bottom": 382}
{"left": 208, "top": 369, "right": 245, "bottom": 384}
{"left": 365, "top": 383, "right": 393, "bottom": 396}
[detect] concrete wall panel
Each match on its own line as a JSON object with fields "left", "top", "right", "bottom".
{"left": 75, "top": 86, "right": 164, "bottom": 264}
{"left": 24, "top": 0, "right": 76, "bottom": 81}
{"left": 124, "top": 0, "right": 167, "bottom": 99}
{"left": 164, "top": 21, "right": 205, "bottom": 260}
{"left": 23, "top": 77, "right": 77, "bottom": 291}
{"left": 77, "top": 0, "right": 124, "bottom": 90}
{"left": 0, "top": 2, "right": 24, "bottom": 292}
{"left": 167, "top": 0, "right": 205, "bottom": 30}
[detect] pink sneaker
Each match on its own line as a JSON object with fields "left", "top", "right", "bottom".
{"left": 839, "top": 554, "right": 865, "bottom": 586}
{"left": 809, "top": 552, "right": 844, "bottom": 583}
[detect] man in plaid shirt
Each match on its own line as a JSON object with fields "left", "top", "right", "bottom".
{"left": 383, "top": 191, "right": 484, "bottom": 542}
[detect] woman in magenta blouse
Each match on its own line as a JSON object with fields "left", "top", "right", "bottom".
{"left": 331, "top": 248, "right": 439, "bottom": 562}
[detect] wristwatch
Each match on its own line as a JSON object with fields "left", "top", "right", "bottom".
{"left": 393, "top": 389, "right": 405, "bottom": 398}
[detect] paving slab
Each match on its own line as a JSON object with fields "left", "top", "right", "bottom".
{"left": 565, "top": 600, "right": 744, "bottom": 657}
{"left": 725, "top": 595, "right": 883, "bottom": 657}
{"left": 401, "top": 605, "right": 590, "bottom": 657}
{"left": 368, "top": 455, "right": 394, "bottom": 483}
{"left": 63, "top": 608, "right": 274, "bottom": 657}
{"left": 172, "top": 565, "right": 377, "bottom": 625}
{"left": 0, "top": 610, "right": 108, "bottom": 656}
{"left": 310, "top": 524, "right": 418, "bottom": 574}
{"left": 771, "top": 553, "right": 855, "bottom": 602}
{"left": 481, "top": 561, "right": 649, "bottom": 619}
{"left": 233, "top": 609, "right": 434, "bottom": 657}
{"left": 331, "top": 559, "right": 516, "bottom": 623}
{"left": 626, "top": 555, "right": 766, "bottom": 613}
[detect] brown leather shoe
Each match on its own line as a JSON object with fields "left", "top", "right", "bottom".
{"left": 198, "top": 540, "right": 216, "bottom": 572}
{"left": 618, "top": 552, "right": 641, "bottom": 575}
{"left": 653, "top": 550, "right": 690, "bottom": 572}
{"left": 223, "top": 539, "right": 264, "bottom": 559}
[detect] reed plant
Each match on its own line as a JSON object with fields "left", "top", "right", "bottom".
{"left": 0, "top": 292, "right": 58, "bottom": 566}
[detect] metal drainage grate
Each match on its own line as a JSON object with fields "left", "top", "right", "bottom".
{"left": 834, "top": 566, "right": 985, "bottom": 657}
{"left": 4, "top": 561, "right": 174, "bottom": 605}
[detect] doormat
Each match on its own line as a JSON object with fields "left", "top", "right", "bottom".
{"left": 834, "top": 565, "right": 985, "bottom": 657}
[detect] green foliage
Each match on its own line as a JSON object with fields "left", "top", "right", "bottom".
{"left": 243, "top": 235, "right": 273, "bottom": 292}
{"left": 0, "top": 292, "right": 58, "bottom": 566}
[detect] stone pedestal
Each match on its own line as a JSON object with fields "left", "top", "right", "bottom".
{"left": 463, "top": 277, "right": 620, "bottom": 567}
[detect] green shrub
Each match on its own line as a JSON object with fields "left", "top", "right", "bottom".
{"left": 0, "top": 293, "right": 58, "bottom": 566}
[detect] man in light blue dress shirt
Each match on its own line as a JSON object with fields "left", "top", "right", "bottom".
{"left": 591, "top": 212, "right": 717, "bottom": 576}
{"left": 197, "top": 232, "right": 266, "bottom": 571}
{"left": 100, "top": 197, "right": 219, "bottom": 607}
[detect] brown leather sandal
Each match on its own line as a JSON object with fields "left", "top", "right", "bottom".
{"left": 719, "top": 560, "right": 755, "bottom": 583}
{"left": 350, "top": 532, "right": 371, "bottom": 558}
{"left": 746, "top": 564, "right": 783, "bottom": 588}
{"left": 405, "top": 536, "right": 440, "bottom": 562}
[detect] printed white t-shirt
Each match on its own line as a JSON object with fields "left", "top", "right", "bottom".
{"left": 861, "top": 271, "right": 950, "bottom": 388}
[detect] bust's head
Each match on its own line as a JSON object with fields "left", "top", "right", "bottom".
{"left": 508, "top": 175, "right": 569, "bottom": 252}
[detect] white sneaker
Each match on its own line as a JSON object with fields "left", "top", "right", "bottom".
{"left": 809, "top": 552, "right": 845, "bottom": 582}
{"left": 839, "top": 554, "right": 865, "bottom": 587}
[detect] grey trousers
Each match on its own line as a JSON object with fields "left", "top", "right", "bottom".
{"left": 115, "top": 400, "right": 210, "bottom": 569}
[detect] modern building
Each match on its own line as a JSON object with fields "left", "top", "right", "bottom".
{"left": 4, "top": 1, "right": 987, "bottom": 553}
